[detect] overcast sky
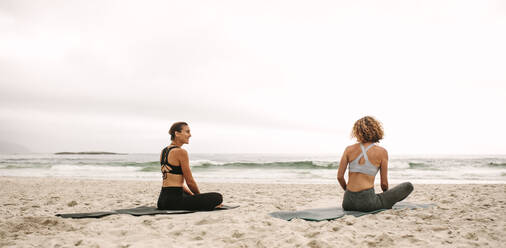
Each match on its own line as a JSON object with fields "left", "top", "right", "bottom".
{"left": 1, "top": 0, "right": 505, "bottom": 155}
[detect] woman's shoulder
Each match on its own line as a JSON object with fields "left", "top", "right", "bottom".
{"left": 373, "top": 144, "right": 387, "bottom": 151}
{"left": 170, "top": 147, "right": 188, "bottom": 156}
{"left": 165, "top": 146, "right": 187, "bottom": 155}
{"left": 345, "top": 143, "right": 361, "bottom": 151}
{"left": 346, "top": 143, "right": 387, "bottom": 154}
{"left": 343, "top": 144, "right": 360, "bottom": 156}
{"left": 372, "top": 144, "right": 388, "bottom": 156}
{"left": 348, "top": 143, "right": 361, "bottom": 149}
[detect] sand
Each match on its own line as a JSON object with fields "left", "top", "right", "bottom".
{"left": 0, "top": 177, "right": 504, "bottom": 248}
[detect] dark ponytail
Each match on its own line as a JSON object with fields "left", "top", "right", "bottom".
{"left": 169, "top": 122, "right": 188, "bottom": 141}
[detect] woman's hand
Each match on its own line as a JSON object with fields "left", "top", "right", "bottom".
{"left": 183, "top": 185, "right": 194, "bottom": 195}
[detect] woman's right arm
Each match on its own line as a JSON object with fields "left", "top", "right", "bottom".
{"left": 337, "top": 147, "right": 349, "bottom": 191}
{"left": 380, "top": 149, "right": 389, "bottom": 192}
{"left": 178, "top": 149, "right": 200, "bottom": 194}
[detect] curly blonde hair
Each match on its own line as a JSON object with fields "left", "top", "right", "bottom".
{"left": 351, "top": 116, "right": 384, "bottom": 143}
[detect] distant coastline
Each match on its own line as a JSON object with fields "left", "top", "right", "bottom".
{"left": 54, "top": 152, "right": 125, "bottom": 155}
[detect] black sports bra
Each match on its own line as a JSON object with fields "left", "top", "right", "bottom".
{"left": 160, "top": 146, "right": 183, "bottom": 178}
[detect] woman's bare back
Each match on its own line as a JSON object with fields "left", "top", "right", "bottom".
{"left": 339, "top": 143, "right": 388, "bottom": 192}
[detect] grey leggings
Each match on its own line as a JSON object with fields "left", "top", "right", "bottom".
{"left": 342, "top": 182, "right": 414, "bottom": 212}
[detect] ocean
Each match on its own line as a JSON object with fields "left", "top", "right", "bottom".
{"left": 0, "top": 153, "right": 505, "bottom": 184}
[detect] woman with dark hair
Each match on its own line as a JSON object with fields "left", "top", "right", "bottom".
{"left": 157, "top": 122, "right": 223, "bottom": 210}
{"left": 337, "top": 116, "right": 413, "bottom": 212}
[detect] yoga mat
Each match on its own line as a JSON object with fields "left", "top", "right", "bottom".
{"left": 56, "top": 205, "right": 239, "bottom": 219}
{"left": 269, "top": 201, "right": 435, "bottom": 221}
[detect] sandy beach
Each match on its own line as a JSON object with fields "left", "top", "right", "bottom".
{"left": 0, "top": 177, "right": 504, "bottom": 247}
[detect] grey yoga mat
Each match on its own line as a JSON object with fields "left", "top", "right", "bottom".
{"left": 56, "top": 205, "right": 239, "bottom": 219}
{"left": 269, "top": 201, "right": 435, "bottom": 221}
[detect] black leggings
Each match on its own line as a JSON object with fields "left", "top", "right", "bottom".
{"left": 342, "top": 182, "right": 414, "bottom": 212}
{"left": 157, "top": 187, "right": 223, "bottom": 211}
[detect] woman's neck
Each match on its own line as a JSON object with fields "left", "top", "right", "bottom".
{"left": 170, "top": 141, "right": 184, "bottom": 147}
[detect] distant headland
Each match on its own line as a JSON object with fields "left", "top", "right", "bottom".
{"left": 54, "top": 152, "right": 126, "bottom": 155}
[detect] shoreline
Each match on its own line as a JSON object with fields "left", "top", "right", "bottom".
{"left": 0, "top": 175, "right": 504, "bottom": 185}
{"left": 1, "top": 176, "right": 505, "bottom": 247}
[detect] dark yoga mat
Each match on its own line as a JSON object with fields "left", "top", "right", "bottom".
{"left": 56, "top": 205, "right": 239, "bottom": 219}
{"left": 269, "top": 201, "right": 435, "bottom": 221}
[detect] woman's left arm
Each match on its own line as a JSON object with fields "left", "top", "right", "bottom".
{"left": 178, "top": 149, "right": 201, "bottom": 195}
{"left": 379, "top": 149, "right": 389, "bottom": 192}
{"left": 337, "top": 147, "right": 349, "bottom": 191}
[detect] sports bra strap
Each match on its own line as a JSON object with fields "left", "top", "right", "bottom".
{"left": 161, "top": 146, "right": 183, "bottom": 176}
{"left": 161, "top": 146, "right": 180, "bottom": 165}
{"left": 161, "top": 148, "right": 167, "bottom": 165}
{"left": 359, "top": 143, "right": 375, "bottom": 161}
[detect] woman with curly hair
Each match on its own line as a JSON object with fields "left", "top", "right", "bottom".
{"left": 337, "top": 116, "right": 413, "bottom": 212}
